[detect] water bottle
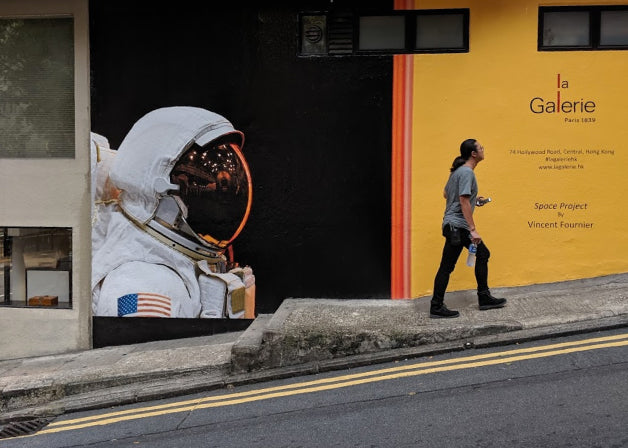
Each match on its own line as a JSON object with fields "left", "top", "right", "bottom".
{"left": 466, "top": 243, "right": 477, "bottom": 267}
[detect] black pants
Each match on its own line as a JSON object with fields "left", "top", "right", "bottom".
{"left": 432, "top": 225, "right": 490, "bottom": 306}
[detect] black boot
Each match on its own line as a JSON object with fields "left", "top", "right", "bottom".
{"left": 478, "top": 291, "right": 507, "bottom": 310}
{"left": 430, "top": 300, "right": 460, "bottom": 318}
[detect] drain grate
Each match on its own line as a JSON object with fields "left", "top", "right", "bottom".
{"left": 0, "top": 418, "right": 51, "bottom": 439}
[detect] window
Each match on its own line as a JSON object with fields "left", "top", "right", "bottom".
{"left": 359, "top": 16, "right": 406, "bottom": 51}
{"left": 299, "top": 9, "right": 469, "bottom": 56}
{"left": 1, "top": 227, "right": 72, "bottom": 309}
{"left": 0, "top": 18, "right": 75, "bottom": 157}
{"left": 542, "top": 11, "right": 590, "bottom": 47}
{"left": 415, "top": 11, "right": 467, "bottom": 51}
{"left": 600, "top": 10, "right": 628, "bottom": 46}
{"left": 539, "top": 6, "right": 628, "bottom": 50}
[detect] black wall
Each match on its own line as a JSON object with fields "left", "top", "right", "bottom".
{"left": 90, "top": 1, "right": 393, "bottom": 314}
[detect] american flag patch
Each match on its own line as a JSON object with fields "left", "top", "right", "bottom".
{"left": 117, "top": 293, "right": 172, "bottom": 317}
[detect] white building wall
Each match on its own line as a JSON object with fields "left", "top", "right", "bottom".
{"left": 0, "top": 0, "right": 91, "bottom": 359}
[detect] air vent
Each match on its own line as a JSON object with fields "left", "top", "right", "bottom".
{"left": 328, "top": 12, "right": 354, "bottom": 55}
{"left": 304, "top": 24, "right": 323, "bottom": 43}
{"left": 301, "top": 15, "right": 327, "bottom": 54}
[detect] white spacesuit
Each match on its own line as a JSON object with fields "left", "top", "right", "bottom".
{"left": 91, "top": 107, "right": 254, "bottom": 318}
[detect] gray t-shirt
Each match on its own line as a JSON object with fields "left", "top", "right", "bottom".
{"left": 442, "top": 165, "right": 477, "bottom": 230}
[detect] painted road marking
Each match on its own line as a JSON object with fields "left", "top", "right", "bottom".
{"left": 37, "top": 332, "right": 628, "bottom": 435}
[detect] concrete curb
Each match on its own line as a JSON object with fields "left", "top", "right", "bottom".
{"left": 231, "top": 312, "right": 628, "bottom": 376}
{"left": 229, "top": 274, "right": 628, "bottom": 371}
{"left": 0, "top": 338, "right": 235, "bottom": 419}
{"left": 231, "top": 314, "right": 273, "bottom": 372}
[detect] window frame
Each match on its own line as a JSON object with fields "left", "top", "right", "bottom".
{"left": 538, "top": 5, "right": 628, "bottom": 51}
{"left": 356, "top": 13, "right": 409, "bottom": 53}
{"left": 411, "top": 8, "right": 470, "bottom": 54}
{"left": 1, "top": 226, "right": 73, "bottom": 309}
{"left": 298, "top": 8, "right": 470, "bottom": 57}
{"left": 355, "top": 9, "right": 469, "bottom": 55}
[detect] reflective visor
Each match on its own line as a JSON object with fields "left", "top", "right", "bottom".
{"left": 170, "top": 139, "right": 251, "bottom": 247}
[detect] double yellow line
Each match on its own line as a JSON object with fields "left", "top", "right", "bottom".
{"left": 39, "top": 332, "right": 628, "bottom": 435}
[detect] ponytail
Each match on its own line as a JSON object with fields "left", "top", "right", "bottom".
{"left": 450, "top": 156, "right": 466, "bottom": 172}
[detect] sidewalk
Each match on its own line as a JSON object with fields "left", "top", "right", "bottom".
{"left": 1, "top": 273, "right": 627, "bottom": 424}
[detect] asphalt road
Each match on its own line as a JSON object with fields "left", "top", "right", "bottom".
{"left": 5, "top": 328, "right": 628, "bottom": 448}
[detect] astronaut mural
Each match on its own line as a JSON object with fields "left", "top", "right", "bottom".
{"left": 91, "top": 107, "right": 255, "bottom": 319}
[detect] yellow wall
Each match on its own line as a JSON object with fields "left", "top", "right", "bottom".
{"left": 411, "top": 0, "right": 628, "bottom": 297}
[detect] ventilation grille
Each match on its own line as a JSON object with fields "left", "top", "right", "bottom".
{"left": 328, "top": 12, "right": 354, "bottom": 55}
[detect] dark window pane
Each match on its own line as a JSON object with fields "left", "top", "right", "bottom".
{"left": 600, "top": 10, "right": 628, "bottom": 46}
{"left": 416, "top": 13, "right": 464, "bottom": 49}
{"left": 359, "top": 16, "right": 405, "bottom": 50}
{"left": 542, "top": 11, "right": 590, "bottom": 47}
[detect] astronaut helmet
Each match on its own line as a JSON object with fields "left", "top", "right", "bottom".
{"left": 111, "top": 107, "right": 252, "bottom": 260}
{"left": 168, "top": 133, "right": 252, "bottom": 253}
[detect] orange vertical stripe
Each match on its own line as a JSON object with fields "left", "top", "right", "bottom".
{"left": 403, "top": 56, "right": 413, "bottom": 299}
{"left": 391, "top": 0, "right": 414, "bottom": 299}
{"left": 391, "top": 55, "right": 406, "bottom": 299}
